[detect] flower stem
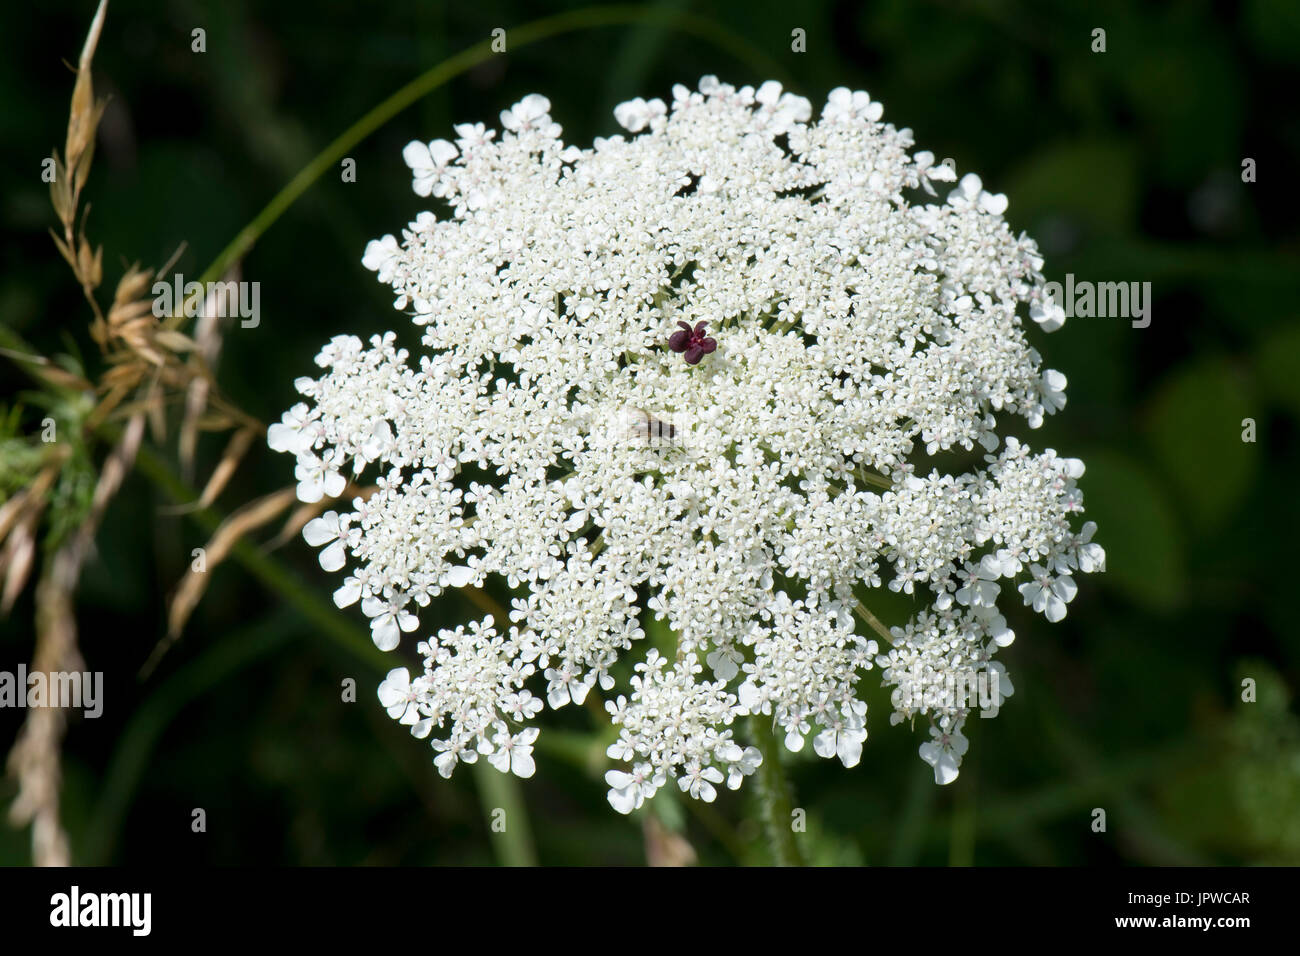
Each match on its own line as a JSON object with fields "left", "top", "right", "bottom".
{"left": 747, "top": 715, "right": 805, "bottom": 866}
{"left": 473, "top": 762, "right": 539, "bottom": 867}
{"left": 853, "top": 600, "right": 895, "bottom": 644}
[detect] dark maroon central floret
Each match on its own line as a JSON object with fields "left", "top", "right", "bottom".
{"left": 668, "top": 321, "right": 717, "bottom": 365}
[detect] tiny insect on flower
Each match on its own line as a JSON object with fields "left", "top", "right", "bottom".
{"left": 625, "top": 407, "right": 676, "bottom": 445}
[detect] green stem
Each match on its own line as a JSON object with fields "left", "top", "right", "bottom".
{"left": 747, "top": 714, "right": 805, "bottom": 866}
{"left": 853, "top": 600, "right": 894, "bottom": 645}
{"left": 856, "top": 466, "right": 895, "bottom": 490}
{"left": 195, "top": 4, "right": 789, "bottom": 286}
{"left": 473, "top": 761, "right": 539, "bottom": 867}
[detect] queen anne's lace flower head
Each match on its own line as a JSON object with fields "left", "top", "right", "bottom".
{"left": 271, "top": 77, "right": 1103, "bottom": 808}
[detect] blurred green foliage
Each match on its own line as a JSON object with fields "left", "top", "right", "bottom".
{"left": 1, "top": 0, "right": 1298, "bottom": 865}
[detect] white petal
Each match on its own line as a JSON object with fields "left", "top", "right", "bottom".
{"left": 606, "top": 786, "right": 637, "bottom": 815}
{"left": 837, "top": 732, "right": 864, "bottom": 768}
{"left": 377, "top": 668, "right": 410, "bottom": 708}
{"left": 813, "top": 728, "right": 837, "bottom": 759}
{"left": 981, "top": 192, "right": 1009, "bottom": 215}
{"left": 302, "top": 514, "right": 337, "bottom": 546}
{"left": 548, "top": 684, "right": 571, "bottom": 709}
{"left": 371, "top": 617, "right": 400, "bottom": 651}
{"left": 429, "top": 139, "right": 458, "bottom": 166}
{"left": 605, "top": 769, "right": 633, "bottom": 789}
{"left": 401, "top": 140, "right": 432, "bottom": 171}
{"left": 434, "top": 750, "right": 459, "bottom": 778}
{"left": 445, "top": 565, "right": 474, "bottom": 588}
{"left": 333, "top": 579, "right": 361, "bottom": 608}
{"left": 319, "top": 540, "right": 346, "bottom": 572}
{"left": 511, "top": 751, "right": 536, "bottom": 778}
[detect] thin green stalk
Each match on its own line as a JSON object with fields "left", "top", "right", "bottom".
{"left": 856, "top": 466, "right": 895, "bottom": 490}
{"left": 473, "top": 760, "right": 539, "bottom": 867}
{"left": 196, "top": 4, "right": 790, "bottom": 287}
{"left": 853, "top": 600, "right": 894, "bottom": 644}
{"left": 747, "top": 714, "right": 805, "bottom": 866}
{"left": 888, "top": 758, "right": 937, "bottom": 865}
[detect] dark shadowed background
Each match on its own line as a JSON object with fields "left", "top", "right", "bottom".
{"left": 1, "top": 0, "right": 1299, "bottom": 865}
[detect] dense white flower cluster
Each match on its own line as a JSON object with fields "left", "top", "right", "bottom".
{"left": 270, "top": 77, "right": 1103, "bottom": 807}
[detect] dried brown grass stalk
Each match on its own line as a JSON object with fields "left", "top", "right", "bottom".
{"left": 7, "top": 414, "right": 145, "bottom": 866}
{"left": 266, "top": 484, "right": 378, "bottom": 553}
{"left": 3, "top": 0, "right": 265, "bottom": 864}
{"left": 0, "top": 457, "right": 66, "bottom": 613}
{"left": 178, "top": 267, "right": 238, "bottom": 478}
{"left": 148, "top": 482, "right": 377, "bottom": 678}
{"left": 163, "top": 487, "right": 298, "bottom": 643}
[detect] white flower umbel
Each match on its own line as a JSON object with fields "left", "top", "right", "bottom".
{"left": 272, "top": 77, "right": 1103, "bottom": 808}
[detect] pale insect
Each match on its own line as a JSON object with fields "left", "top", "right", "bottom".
{"left": 620, "top": 406, "right": 679, "bottom": 448}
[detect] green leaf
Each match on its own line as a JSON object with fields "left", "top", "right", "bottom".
{"left": 1076, "top": 449, "right": 1184, "bottom": 611}
{"left": 1144, "top": 357, "right": 1256, "bottom": 529}
{"left": 1254, "top": 322, "right": 1300, "bottom": 421}
{"left": 1004, "top": 140, "right": 1137, "bottom": 234}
